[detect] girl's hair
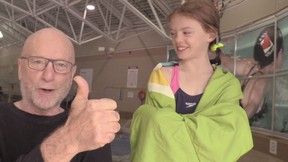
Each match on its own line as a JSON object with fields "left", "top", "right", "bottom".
{"left": 169, "top": 0, "right": 222, "bottom": 65}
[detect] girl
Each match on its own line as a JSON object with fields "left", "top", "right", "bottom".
{"left": 130, "top": 1, "right": 253, "bottom": 162}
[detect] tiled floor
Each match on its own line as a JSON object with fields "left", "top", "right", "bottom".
{"left": 238, "top": 149, "right": 285, "bottom": 162}
{"left": 112, "top": 149, "right": 285, "bottom": 162}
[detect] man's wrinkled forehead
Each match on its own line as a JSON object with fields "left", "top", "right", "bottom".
{"left": 22, "top": 28, "right": 75, "bottom": 62}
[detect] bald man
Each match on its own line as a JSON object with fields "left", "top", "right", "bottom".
{"left": 0, "top": 28, "right": 120, "bottom": 162}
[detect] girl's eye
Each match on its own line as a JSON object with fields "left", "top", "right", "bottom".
{"left": 183, "top": 31, "right": 191, "bottom": 35}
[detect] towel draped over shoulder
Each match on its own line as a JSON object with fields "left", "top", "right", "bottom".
{"left": 130, "top": 63, "right": 253, "bottom": 162}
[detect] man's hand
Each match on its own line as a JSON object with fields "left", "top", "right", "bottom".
{"left": 41, "top": 76, "right": 120, "bottom": 161}
{"left": 67, "top": 75, "right": 120, "bottom": 152}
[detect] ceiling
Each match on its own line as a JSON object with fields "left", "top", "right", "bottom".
{"left": 0, "top": 0, "right": 242, "bottom": 49}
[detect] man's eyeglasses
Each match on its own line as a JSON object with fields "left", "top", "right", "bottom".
{"left": 20, "top": 56, "right": 75, "bottom": 74}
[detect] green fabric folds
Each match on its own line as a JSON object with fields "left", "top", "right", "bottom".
{"left": 130, "top": 63, "right": 253, "bottom": 162}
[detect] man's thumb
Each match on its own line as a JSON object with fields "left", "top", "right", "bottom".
{"left": 73, "top": 76, "right": 89, "bottom": 101}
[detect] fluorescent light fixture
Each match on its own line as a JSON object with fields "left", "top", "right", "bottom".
{"left": 98, "top": 47, "right": 105, "bottom": 51}
{"left": 86, "top": 4, "right": 95, "bottom": 10}
{"left": 0, "top": 31, "right": 3, "bottom": 38}
{"left": 109, "top": 47, "right": 115, "bottom": 52}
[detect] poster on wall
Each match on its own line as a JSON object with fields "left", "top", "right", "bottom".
{"left": 247, "top": 23, "right": 288, "bottom": 133}
{"left": 220, "top": 21, "right": 288, "bottom": 133}
{"left": 127, "top": 66, "right": 138, "bottom": 88}
{"left": 272, "top": 16, "right": 288, "bottom": 133}
{"left": 79, "top": 68, "right": 93, "bottom": 92}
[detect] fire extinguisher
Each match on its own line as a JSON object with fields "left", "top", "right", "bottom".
{"left": 138, "top": 90, "right": 146, "bottom": 104}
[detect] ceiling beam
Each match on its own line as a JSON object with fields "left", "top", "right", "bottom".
{"left": 49, "top": 0, "right": 114, "bottom": 41}
{"left": 118, "top": 0, "right": 169, "bottom": 39}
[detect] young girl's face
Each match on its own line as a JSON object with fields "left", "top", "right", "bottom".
{"left": 169, "top": 14, "right": 214, "bottom": 60}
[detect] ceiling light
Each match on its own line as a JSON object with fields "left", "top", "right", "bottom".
{"left": 0, "top": 31, "right": 3, "bottom": 38}
{"left": 86, "top": 4, "right": 95, "bottom": 10}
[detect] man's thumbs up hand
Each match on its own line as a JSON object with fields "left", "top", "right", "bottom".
{"left": 68, "top": 76, "right": 89, "bottom": 116}
{"left": 65, "top": 76, "right": 120, "bottom": 152}
{"left": 73, "top": 76, "right": 89, "bottom": 102}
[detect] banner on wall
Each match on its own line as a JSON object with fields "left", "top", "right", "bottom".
{"left": 79, "top": 68, "right": 93, "bottom": 92}
{"left": 220, "top": 20, "right": 288, "bottom": 133}
{"left": 127, "top": 66, "right": 138, "bottom": 88}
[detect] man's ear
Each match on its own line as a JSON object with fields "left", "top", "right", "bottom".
{"left": 71, "top": 65, "right": 77, "bottom": 77}
{"left": 18, "top": 59, "right": 22, "bottom": 80}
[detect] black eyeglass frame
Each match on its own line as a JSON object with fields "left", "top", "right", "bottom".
{"left": 20, "top": 56, "right": 75, "bottom": 74}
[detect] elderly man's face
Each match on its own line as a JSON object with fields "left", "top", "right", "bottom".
{"left": 18, "top": 29, "right": 76, "bottom": 111}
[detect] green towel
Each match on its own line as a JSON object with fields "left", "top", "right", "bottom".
{"left": 131, "top": 63, "right": 253, "bottom": 162}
